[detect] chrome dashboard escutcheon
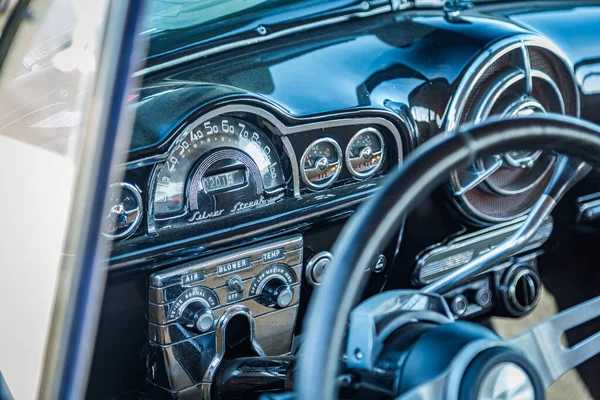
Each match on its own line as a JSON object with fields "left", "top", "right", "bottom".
{"left": 414, "top": 215, "right": 553, "bottom": 284}
{"left": 147, "top": 234, "right": 303, "bottom": 397}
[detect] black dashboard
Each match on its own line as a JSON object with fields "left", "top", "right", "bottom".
{"left": 88, "top": 2, "right": 600, "bottom": 399}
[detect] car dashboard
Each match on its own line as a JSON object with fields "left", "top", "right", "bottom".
{"left": 88, "top": 2, "right": 600, "bottom": 399}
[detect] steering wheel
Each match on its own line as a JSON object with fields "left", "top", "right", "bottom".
{"left": 296, "top": 115, "right": 600, "bottom": 400}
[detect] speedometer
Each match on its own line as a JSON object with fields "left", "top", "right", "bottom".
{"left": 152, "top": 116, "right": 285, "bottom": 224}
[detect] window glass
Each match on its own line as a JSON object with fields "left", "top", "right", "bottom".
{"left": 0, "top": 1, "right": 110, "bottom": 398}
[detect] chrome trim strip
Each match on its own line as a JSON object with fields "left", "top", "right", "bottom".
{"left": 110, "top": 194, "right": 371, "bottom": 271}
{"left": 132, "top": 5, "right": 392, "bottom": 78}
{"left": 122, "top": 104, "right": 404, "bottom": 171}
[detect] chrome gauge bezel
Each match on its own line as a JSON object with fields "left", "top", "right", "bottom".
{"left": 300, "top": 137, "right": 343, "bottom": 190}
{"left": 102, "top": 182, "right": 143, "bottom": 240}
{"left": 345, "top": 127, "right": 385, "bottom": 179}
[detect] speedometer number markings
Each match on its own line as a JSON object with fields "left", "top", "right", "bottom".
{"left": 152, "top": 116, "right": 285, "bottom": 225}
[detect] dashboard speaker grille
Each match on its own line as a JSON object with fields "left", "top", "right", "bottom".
{"left": 528, "top": 46, "right": 578, "bottom": 116}
{"left": 447, "top": 35, "right": 579, "bottom": 225}
{"left": 463, "top": 166, "right": 553, "bottom": 219}
{"left": 461, "top": 54, "right": 511, "bottom": 124}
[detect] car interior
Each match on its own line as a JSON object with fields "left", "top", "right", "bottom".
{"left": 2, "top": 1, "right": 600, "bottom": 399}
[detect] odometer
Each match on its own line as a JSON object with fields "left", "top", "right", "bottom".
{"left": 152, "top": 116, "right": 285, "bottom": 224}
{"left": 202, "top": 169, "right": 246, "bottom": 194}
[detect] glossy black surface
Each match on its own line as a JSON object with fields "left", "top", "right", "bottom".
{"left": 89, "top": 2, "right": 600, "bottom": 399}
{"left": 211, "top": 356, "right": 295, "bottom": 400}
{"left": 492, "top": 2, "right": 600, "bottom": 124}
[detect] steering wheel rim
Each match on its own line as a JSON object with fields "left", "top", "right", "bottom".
{"left": 297, "top": 114, "right": 600, "bottom": 400}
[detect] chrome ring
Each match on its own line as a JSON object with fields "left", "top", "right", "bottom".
{"left": 102, "top": 182, "right": 143, "bottom": 240}
{"left": 345, "top": 127, "right": 385, "bottom": 179}
{"left": 300, "top": 137, "right": 343, "bottom": 190}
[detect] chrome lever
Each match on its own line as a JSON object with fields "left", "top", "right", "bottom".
{"left": 423, "top": 156, "right": 590, "bottom": 295}
{"left": 509, "top": 296, "right": 600, "bottom": 389}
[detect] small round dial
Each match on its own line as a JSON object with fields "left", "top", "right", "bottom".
{"left": 301, "top": 138, "right": 342, "bottom": 190}
{"left": 102, "top": 183, "right": 143, "bottom": 240}
{"left": 168, "top": 286, "right": 220, "bottom": 323}
{"left": 345, "top": 127, "right": 385, "bottom": 179}
{"left": 250, "top": 263, "right": 297, "bottom": 308}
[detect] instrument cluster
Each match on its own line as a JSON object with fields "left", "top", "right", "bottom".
{"left": 102, "top": 106, "right": 407, "bottom": 241}
{"left": 300, "top": 127, "right": 385, "bottom": 190}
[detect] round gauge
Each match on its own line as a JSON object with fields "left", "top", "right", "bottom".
{"left": 152, "top": 116, "right": 285, "bottom": 224}
{"left": 102, "top": 182, "right": 143, "bottom": 240}
{"left": 300, "top": 138, "right": 343, "bottom": 190}
{"left": 345, "top": 127, "right": 385, "bottom": 179}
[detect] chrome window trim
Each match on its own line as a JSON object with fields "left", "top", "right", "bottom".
{"left": 34, "top": 1, "right": 147, "bottom": 399}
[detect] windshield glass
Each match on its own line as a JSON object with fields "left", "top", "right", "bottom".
{"left": 146, "top": 0, "right": 289, "bottom": 31}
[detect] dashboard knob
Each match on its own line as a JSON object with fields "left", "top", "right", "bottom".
{"left": 260, "top": 277, "right": 294, "bottom": 308}
{"left": 227, "top": 275, "right": 245, "bottom": 293}
{"left": 450, "top": 295, "right": 468, "bottom": 316}
{"left": 179, "top": 301, "right": 215, "bottom": 333}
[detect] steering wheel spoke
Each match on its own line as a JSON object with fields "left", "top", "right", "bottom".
{"left": 397, "top": 374, "right": 448, "bottom": 400}
{"left": 509, "top": 295, "right": 600, "bottom": 389}
{"left": 452, "top": 156, "right": 503, "bottom": 196}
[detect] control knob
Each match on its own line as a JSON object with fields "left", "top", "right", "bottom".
{"left": 259, "top": 277, "right": 294, "bottom": 309}
{"left": 178, "top": 300, "right": 215, "bottom": 333}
